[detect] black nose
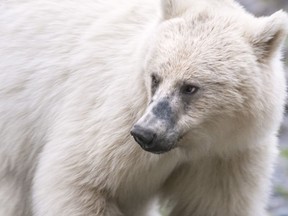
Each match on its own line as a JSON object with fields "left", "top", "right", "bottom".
{"left": 130, "top": 126, "right": 156, "bottom": 149}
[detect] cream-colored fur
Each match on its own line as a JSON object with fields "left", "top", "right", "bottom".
{"left": 0, "top": 0, "right": 287, "bottom": 216}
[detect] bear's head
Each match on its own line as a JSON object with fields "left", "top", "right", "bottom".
{"left": 131, "top": 0, "right": 288, "bottom": 155}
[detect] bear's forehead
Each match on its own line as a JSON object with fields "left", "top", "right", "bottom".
{"left": 157, "top": 16, "right": 245, "bottom": 54}
{"left": 147, "top": 16, "right": 253, "bottom": 80}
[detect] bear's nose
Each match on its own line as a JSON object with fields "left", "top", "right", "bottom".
{"left": 130, "top": 126, "right": 156, "bottom": 149}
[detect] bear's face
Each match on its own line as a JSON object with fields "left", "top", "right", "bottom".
{"left": 132, "top": 16, "right": 255, "bottom": 154}
{"left": 131, "top": 1, "right": 288, "bottom": 155}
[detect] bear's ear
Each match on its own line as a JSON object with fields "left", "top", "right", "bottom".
{"left": 248, "top": 10, "right": 288, "bottom": 63}
{"left": 161, "top": 0, "right": 194, "bottom": 20}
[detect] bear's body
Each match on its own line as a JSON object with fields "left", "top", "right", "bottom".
{"left": 0, "top": 0, "right": 287, "bottom": 216}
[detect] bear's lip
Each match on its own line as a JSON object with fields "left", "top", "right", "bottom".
{"left": 139, "top": 142, "right": 177, "bottom": 154}
{"left": 147, "top": 150, "right": 168, "bottom": 154}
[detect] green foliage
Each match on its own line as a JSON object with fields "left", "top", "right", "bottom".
{"left": 160, "top": 206, "right": 169, "bottom": 216}
{"left": 275, "top": 186, "right": 288, "bottom": 199}
{"left": 280, "top": 148, "right": 288, "bottom": 159}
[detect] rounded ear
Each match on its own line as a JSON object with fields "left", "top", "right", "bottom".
{"left": 161, "top": 0, "right": 194, "bottom": 20}
{"left": 246, "top": 10, "right": 288, "bottom": 63}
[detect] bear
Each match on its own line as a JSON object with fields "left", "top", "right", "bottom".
{"left": 0, "top": 0, "right": 287, "bottom": 215}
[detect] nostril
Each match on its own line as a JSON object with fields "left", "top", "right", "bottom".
{"left": 130, "top": 126, "right": 156, "bottom": 147}
{"left": 134, "top": 133, "right": 149, "bottom": 146}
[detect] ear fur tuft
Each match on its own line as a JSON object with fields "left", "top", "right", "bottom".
{"left": 248, "top": 10, "right": 288, "bottom": 63}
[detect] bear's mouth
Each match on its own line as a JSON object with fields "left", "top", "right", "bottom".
{"left": 141, "top": 144, "right": 176, "bottom": 154}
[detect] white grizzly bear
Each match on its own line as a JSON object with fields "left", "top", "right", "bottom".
{"left": 0, "top": 0, "right": 287, "bottom": 215}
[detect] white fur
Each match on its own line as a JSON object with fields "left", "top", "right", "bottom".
{"left": 0, "top": 0, "right": 287, "bottom": 216}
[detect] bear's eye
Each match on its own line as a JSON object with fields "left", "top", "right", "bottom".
{"left": 151, "top": 74, "right": 160, "bottom": 86}
{"left": 181, "top": 85, "right": 199, "bottom": 95}
{"left": 151, "top": 74, "right": 160, "bottom": 95}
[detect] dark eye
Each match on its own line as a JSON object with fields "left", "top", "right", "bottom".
{"left": 151, "top": 74, "right": 160, "bottom": 86}
{"left": 182, "top": 85, "right": 199, "bottom": 95}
